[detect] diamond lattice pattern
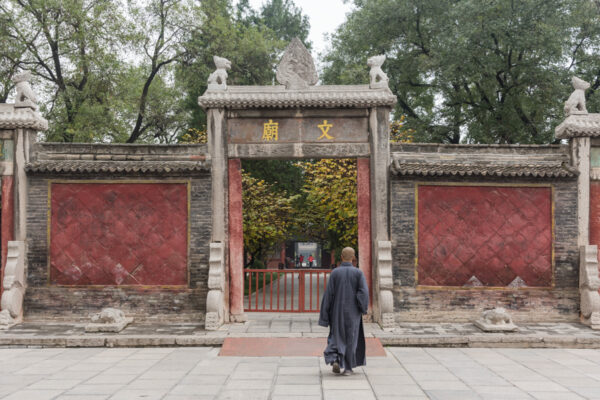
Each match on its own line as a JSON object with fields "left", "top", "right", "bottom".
{"left": 50, "top": 183, "right": 188, "bottom": 286}
{"left": 417, "top": 185, "right": 552, "bottom": 287}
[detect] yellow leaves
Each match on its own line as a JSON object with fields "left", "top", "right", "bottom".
{"left": 179, "top": 128, "right": 207, "bottom": 143}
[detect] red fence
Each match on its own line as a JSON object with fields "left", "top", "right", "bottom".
{"left": 244, "top": 269, "right": 331, "bottom": 312}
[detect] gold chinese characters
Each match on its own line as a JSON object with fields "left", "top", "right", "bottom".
{"left": 262, "top": 119, "right": 279, "bottom": 141}
{"left": 317, "top": 120, "right": 334, "bottom": 140}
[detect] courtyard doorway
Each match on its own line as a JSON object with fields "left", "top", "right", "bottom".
{"left": 231, "top": 158, "right": 371, "bottom": 314}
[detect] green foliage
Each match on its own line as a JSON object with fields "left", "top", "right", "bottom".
{"left": 242, "top": 171, "right": 297, "bottom": 267}
{"left": 322, "top": 0, "right": 600, "bottom": 144}
{"left": 1, "top": 0, "right": 310, "bottom": 143}
{"left": 298, "top": 159, "right": 357, "bottom": 255}
{"left": 177, "top": 0, "right": 311, "bottom": 131}
{"left": 242, "top": 160, "right": 304, "bottom": 194}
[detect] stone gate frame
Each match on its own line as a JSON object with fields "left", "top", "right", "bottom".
{"left": 198, "top": 40, "right": 397, "bottom": 328}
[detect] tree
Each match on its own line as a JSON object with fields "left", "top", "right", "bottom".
{"left": 297, "top": 159, "right": 357, "bottom": 258}
{"left": 322, "top": 0, "right": 600, "bottom": 144}
{"left": 242, "top": 171, "right": 297, "bottom": 267}
{"left": 0, "top": 0, "right": 194, "bottom": 143}
{"left": 177, "top": 0, "right": 311, "bottom": 131}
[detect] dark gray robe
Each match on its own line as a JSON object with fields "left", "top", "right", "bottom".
{"left": 318, "top": 262, "right": 369, "bottom": 370}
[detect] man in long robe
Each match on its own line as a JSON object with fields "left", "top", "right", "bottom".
{"left": 318, "top": 247, "right": 369, "bottom": 375}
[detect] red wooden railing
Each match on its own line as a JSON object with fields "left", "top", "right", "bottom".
{"left": 243, "top": 269, "right": 331, "bottom": 312}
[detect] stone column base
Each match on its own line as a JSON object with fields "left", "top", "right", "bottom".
{"left": 582, "top": 312, "right": 600, "bottom": 330}
{"left": 381, "top": 313, "right": 395, "bottom": 329}
{"left": 230, "top": 313, "right": 247, "bottom": 323}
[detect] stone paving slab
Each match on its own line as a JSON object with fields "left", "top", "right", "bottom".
{"left": 2, "top": 316, "right": 600, "bottom": 348}
{"left": 2, "top": 347, "right": 600, "bottom": 399}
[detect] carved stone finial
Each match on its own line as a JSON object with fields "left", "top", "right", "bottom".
{"left": 565, "top": 76, "right": 590, "bottom": 116}
{"left": 276, "top": 38, "right": 318, "bottom": 90}
{"left": 368, "top": 55, "right": 389, "bottom": 89}
{"left": 12, "top": 71, "right": 38, "bottom": 110}
{"left": 207, "top": 56, "right": 232, "bottom": 91}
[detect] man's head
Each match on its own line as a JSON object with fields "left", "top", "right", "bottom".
{"left": 341, "top": 247, "right": 355, "bottom": 262}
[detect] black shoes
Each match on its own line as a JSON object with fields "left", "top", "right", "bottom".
{"left": 332, "top": 361, "right": 340, "bottom": 374}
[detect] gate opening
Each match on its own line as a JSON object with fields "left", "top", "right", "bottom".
{"left": 240, "top": 158, "right": 362, "bottom": 313}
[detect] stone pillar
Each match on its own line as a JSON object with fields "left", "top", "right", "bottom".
{"left": 579, "top": 245, "right": 600, "bottom": 329}
{"left": 0, "top": 75, "right": 47, "bottom": 317}
{"left": 205, "top": 242, "right": 226, "bottom": 330}
{"left": 572, "top": 137, "right": 591, "bottom": 247}
{"left": 357, "top": 157, "right": 372, "bottom": 308}
{"left": 369, "top": 107, "right": 392, "bottom": 326}
{"left": 0, "top": 241, "right": 26, "bottom": 329}
{"left": 206, "top": 108, "right": 229, "bottom": 325}
{"left": 228, "top": 158, "right": 246, "bottom": 322}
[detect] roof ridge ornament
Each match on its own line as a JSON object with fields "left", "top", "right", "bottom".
{"left": 368, "top": 55, "right": 389, "bottom": 90}
{"left": 276, "top": 38, "right": 318, "bottom": 90}
{"left": 207, "top": 56, "right": 232, "bottom": 91}
{"left": 565, "top": 76, "right": 590, "bottom": 116}
{"left": 12, "top": 71, "right": 38, "bottom": 110}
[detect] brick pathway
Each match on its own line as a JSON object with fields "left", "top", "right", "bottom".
{"left": 2, "top": 347, "right": 600, "bottom": 399}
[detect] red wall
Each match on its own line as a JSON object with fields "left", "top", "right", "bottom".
{"left": 589, "top": 182, "right": 600, "bottom": 255}
{"left": 50, "top": 183, "right": 188, "bottom": 286}
{"left": 1, "top": 176, "right": 15, "bottom": 298}
{"left": 417, "top": 185, "right": 553, "bottom": 287}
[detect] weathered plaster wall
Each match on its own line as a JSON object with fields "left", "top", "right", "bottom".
{"left": 390, "top": 144, "right": 579, "bottom": 323}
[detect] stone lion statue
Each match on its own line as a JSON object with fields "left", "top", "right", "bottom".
{"left": 481, "top": 307, "right": 513, "bottom": 325}
{"left": 564, "top": 76, "right": 590, "bottom": 115}
{"left": 367, "top": 55, "right": 389, "bottom": 89}
{"left": 90, "top": 308, "right": 126, "bottom": 324}
{"left": 13, "top": 71, "right": 38, "bottom": 110}
{"left": 207, "top": 56, "right": 232, "bottom": 90}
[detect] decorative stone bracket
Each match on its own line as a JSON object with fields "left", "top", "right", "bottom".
{"left": 377, "top": 241, "right": 395, "bottom": 329}
{"left": 580, "top": 245, "right": 600, "bottom": 329}
{"left": 0, "top": 241, "right": 26, "bottom": 329}
{"left": 205, "top": 242, "right": 225, "bottom": 330}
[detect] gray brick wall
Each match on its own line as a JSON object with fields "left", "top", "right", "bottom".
{"left": 390, "top": 176, "right": 579, "bottom": 323}
{"left": 24, "top": 173, "right": 212, "bottom": 321}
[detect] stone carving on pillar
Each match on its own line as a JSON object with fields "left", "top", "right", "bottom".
{"left": 0, "top": 241, "right": 26, "bottom": 329}
{"left": 276, "top": 37, "right": 318, "bottom": 90}
{"left": 377, "top": 241, "right": 395, "bottom": 329}
{"left": 205, "top": 242, "right": 226, "bottom": 330}
{"left": 13, "top": 71, "right": 38, "bottom": 110}
{"left": 207, "top": 56, "right": 232, "bottom": 91}
{"left": 565, "top": 76, "right": 590, "bottom": 116}
{"left": 368, "top": 55, "right": 389, "bottom": 90}
{"left": 580, "top": 245, "right": 600, "bottom": 329}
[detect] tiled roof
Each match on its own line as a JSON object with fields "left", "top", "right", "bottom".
{"left": 0, "top": 104, "right": 48, "bottom": 131}
{"left": 555, "top": 113, "right": 600, "bottom": 139}
{"left": 391, "top": 159, "right": 577, "bottom": 178}
{"left": 26, "top": 160, "right": 211, "bottom": 174}
{"left": 198, "top": 85, "right": 397, "bottom": 109}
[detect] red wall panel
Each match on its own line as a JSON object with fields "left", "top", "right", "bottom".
{"left": 50, "top": 183, "right": 188, "bottom": 286}
{"left": 417, "top": 185, "right": 553, "bottom": 287}
{"left": 589, "top": 182, "right": 600, "bottom": 255}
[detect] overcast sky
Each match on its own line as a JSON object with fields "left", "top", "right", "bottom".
{"left": 247, "top": 0, "right": 354, "bottom": 57}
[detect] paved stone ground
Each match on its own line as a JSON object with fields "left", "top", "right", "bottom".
{"left": 3, "top": 314, "right": 600, "bottom": 348}
{"left": 2, "top": 346, "right": 600, "bottom": 399}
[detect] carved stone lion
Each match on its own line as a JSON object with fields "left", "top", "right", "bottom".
{"left": 564, "top": 76, "right": 590, "bottom": 115}
{"left": 207, "top": 56, "right": 232, "bottom": 90}
{"left": 474, "top": 307, "right": 518, "bottom": 332}
{"left": 481, "top": 307, "right": 512, "bottom": 325}
{"left": 13, "top": 71, "right": 38, "bottom": 110}
{"left": 90, "top": 307, "right": 126, "bottom": 324}
{"left": 368, "top": 55, "right": 389, "bottom": 89}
